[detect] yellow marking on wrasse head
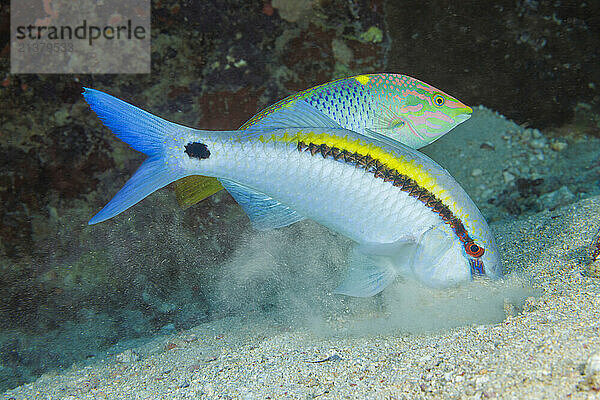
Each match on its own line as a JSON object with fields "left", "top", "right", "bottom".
{"left": 354, "top": 75, "right": 371, "bottom": 85}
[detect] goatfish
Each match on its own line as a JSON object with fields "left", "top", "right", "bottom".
{"left": 175, "top": 73, "right": 474, "bottom": 208}
{"left": 83, "top": 88, "right": 501, "bottom": 296}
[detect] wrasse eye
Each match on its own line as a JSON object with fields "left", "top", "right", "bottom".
{"left": 433, "top": 94, "right": 445, "bottom": 107}
{"left": 465, "top": 242, "right": 485, "bottom": 258}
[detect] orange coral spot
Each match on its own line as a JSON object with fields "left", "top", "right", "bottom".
{"left": 263, "top": 2, "right": 274, "bottom": 16}
{"left": 165, "top": 342, "right": 177, "bottom": 350}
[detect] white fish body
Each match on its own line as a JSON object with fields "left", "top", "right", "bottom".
{"left": 84, "top": 88, "right": 502, "bottom": 296}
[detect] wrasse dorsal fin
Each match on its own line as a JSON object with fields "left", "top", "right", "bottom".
{"left": 242, "top": 99, "right": 343, "bottom": 138}
{"left": 220, "top": 179, "right": 305, "bottom": 230}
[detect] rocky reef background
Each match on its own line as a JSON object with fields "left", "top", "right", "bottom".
{"left": 0, "top": 0, "right": 599, "bottom": 391}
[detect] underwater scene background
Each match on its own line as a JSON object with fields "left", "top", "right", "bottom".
{"left": 1, "top": 0, "right": 600, "bottom": 397}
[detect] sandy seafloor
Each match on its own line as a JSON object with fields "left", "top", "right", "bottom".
{"left": 4, "top": 108, "right": 600, "bottom": 399}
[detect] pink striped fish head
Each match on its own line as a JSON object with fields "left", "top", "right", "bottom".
{"left": 365, "top": 73, "right": 473, "bottom": 148}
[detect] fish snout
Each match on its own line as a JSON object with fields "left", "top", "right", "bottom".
{"left": 454, "top": 112, "right": 471, "bottom": 124}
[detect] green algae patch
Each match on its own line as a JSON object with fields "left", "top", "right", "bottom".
{"left": 360, "top": 26, "right": 383, "bottom": 43}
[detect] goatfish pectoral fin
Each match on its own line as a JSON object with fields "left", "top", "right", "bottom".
{"left": 220, "top": 179, "right": 305, "bottom": 230}
{"left": 334, "top": 239, "right": 418, "bottom": 297}
{"left": 411, "top": 224, "right": 472, "bottom": 287}
{"left": 83, "top": 88, "right": 199, "bottom": 224}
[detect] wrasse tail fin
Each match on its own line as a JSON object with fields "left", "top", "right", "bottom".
{"left": 175, "top": 175, "right": 224, "bottom": 209}
{"left": 83, "top": 88, "right": 190, "bottom": 224}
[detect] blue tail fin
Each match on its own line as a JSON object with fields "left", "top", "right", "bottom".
{"left": 83, "top": 88, "right": 191, "bottom": 224}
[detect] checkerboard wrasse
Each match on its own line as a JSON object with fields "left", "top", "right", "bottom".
{"left": 83, "top": 88, "right": 501, "bottom": 296}
{"left": 175, "top": 73, "right": 474, "bottom": 208}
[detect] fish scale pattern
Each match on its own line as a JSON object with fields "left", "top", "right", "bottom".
{"left": 295, "top": 140, "right": 486, "bottom": 261}
{"left": 305, "top": 78, "right": 373, "bottom": 133}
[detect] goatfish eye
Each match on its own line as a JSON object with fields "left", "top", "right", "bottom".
{"left": 465, "top": 242, "right": 485, "bottom": 258}
{"left": 432, "top": 93, "right": 445, "bottom": 107}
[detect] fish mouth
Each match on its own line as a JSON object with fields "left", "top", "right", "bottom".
{"left": 454, "top": 112, "right": 471, "bottom": 124}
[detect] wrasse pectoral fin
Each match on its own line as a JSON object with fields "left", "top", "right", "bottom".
{"left": 334, "top": 239, "right": 418, "bottom": 297}
{"left": 220, "top": 179, "right": 305, "bottom": 230}
{"left": 364, "top": 127, "right": 409, "bottom": 149}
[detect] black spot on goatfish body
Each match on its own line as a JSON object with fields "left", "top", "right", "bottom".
{"left": 185, "top": 142, "right": 210, "bottom": 159}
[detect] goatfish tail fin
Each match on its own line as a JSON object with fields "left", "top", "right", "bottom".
{"left": 83, "top": 88, "right": 194, "bottom": 225}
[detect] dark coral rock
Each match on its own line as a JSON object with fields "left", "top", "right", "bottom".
{"left": 516, "top": 177, "right": 544, "bottom": 198}
{"left": 0, "top": 3, "right": 9, "bottom": 55}
{"left": 0, "top": 147, "right": 41, "bottom": 258}
{"left": 197, "top": 87, "right": 265, "bottom": 130}
{"left": 282, "top": 25, "right": 337, "bottom": 92}
{"left": 0, "top": 123, "right": 114, "bottom": 260}
{"left": 488, "top": 175, "right": 564, "bottom": 217}
{"left": 385, "top": 0, "right": 600, "bottom": 128}
{"left": 41, "top": 123, "right": 115, "bottom": 198}
{"left": 347, "top": 38, "right": 385, "bottom": 72}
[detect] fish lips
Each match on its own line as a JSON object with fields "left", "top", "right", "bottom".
{"left": 454, "top": 112, "right": 472, "bottom": 124}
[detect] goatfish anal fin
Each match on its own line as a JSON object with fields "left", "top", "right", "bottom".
{"left": 174, "top": 99, "right": 344, "bottom": 209}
